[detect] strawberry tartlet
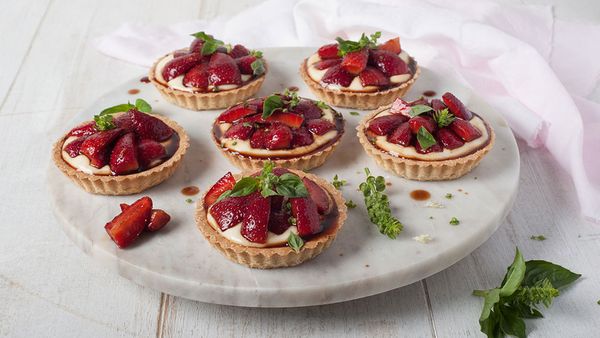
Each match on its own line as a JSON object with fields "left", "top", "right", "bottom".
{"left": 149, "top": 32, "right": 267, "bottom": 110}
{"left": 300, "top": 32, "right": 419, "bottom": 109}
{"left": 357, "top": 93, "right": 495, "bottom": 180}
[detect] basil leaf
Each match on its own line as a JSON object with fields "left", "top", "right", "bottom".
{"left": 335, "top": 32, "right": 381, "bottom": 56}
{"left": 500, "top": 248, "right": 526, "bottom": 297}
{"left": 251, "top": 59, "right": 265, "bottom": 76}
{"left": 250, "top": 50, "right": 263, "bottom": 58}
{"left": 479, "top": 288, "right": 501, "bottom": 322}
{"left": 227, "top": 177, "right": 259, "bottom": 198}
{"left": 416, "top": 127, "right": 436, "bottom": 150}
{"left": 287, "top": 232, "right": 304, "bottom": 252}
{"left": 93, "top": 114, "right": 115, "bottom": 131}
{"left": 276, "top": 173, "right": 308, "bottom": 198}
{"left": 135, "top": 98, "right": 152, "bottom": 113}
{"left": 262, "top": 95, "right": 283, "bottom": 119}
{"left": 479, "top": 307, "right": 501, "bottom": 338}
{"left": 191, "top": 32, "right": 224, "bottom": 56}
{"left": 409, "top": 104, "right": 434, "bottom": 117}
{"left": 99, "top": 103, "right": 135, "bottom": 116}
{"left": 509, "top": 301, "right": 544, "bottom": 319}
{"left": 498, "top": 304, "right": 526, "bottom": 338}
{"left": 522, "top": 260, "right": 581, "bottom": 289}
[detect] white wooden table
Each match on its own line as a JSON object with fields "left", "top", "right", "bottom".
{"left": 1, "top": 0, "right": 599, "bottom": 337}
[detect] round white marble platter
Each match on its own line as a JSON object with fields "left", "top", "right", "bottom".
{"left": 48, "top": 47, "right": 520, "bottom": 307}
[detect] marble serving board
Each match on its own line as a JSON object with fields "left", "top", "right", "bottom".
{"left": 48, "top": 47, "right": 520, "bottom": 307}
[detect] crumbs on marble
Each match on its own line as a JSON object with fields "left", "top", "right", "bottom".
{"left": 424, "top": 201, "right": 445, "bottom": 209}
{"left": 413, "top": 234, "right": 433, "bottom": 244}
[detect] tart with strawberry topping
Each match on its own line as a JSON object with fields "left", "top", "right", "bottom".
{"left": 149, "top": 32, "right": 267, "bottom": 110}
{"left": 195, "top": 163, "right": 347, "bottom": 269}
{"left": 52, "top": 99, "right": 189, "bottom": 195}
{"left": 212, "top": 90, "right": 345, "bottom": 171}
{"left": 300, "top": 32, "right": 419, "bottom": 109}
{"left": 357, "top": 93, "right": 495, "bottom": 180}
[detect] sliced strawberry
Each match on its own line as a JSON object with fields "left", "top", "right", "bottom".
{"left": 264, "top": 124, "right": 293, "bottom": 150}
{"left": 442, "top": 92, "right": 472, "bottom": 120}
{"left": 431, "top": 99, "right": 447, "bottom": 112}
{"left": 224, "top": 123, "right": 254, "bottom": 140}
{"left": 387, "top": 122, "right": 412, "bottom": 146}
{"left": 437, "top": 128, "right": 465, "bottom": 149}
{"left": 137, "top": 139, "right": 167, "bottom": 168}
{"left": 306, "top": 119, "right": 335, "bottom": 135}
{"left": 80, "top": 128, "right": 124, "bottom": 168}
{"left": 147, "top": 209, "right": 171, "bottom": 232}
{"left": 217, "top": 105, "right": 257, "bottom": 123}
{"left": 209, "top": 196, "right": 246, "bottom": 231}
{"left": 113, "top": 112, "right": 134, "bottom": 130}
{"left": 414, "top": 141, "right": 443, "bottom": 154}
{"left": 189, "top": 39, "right": 203, "bottom": 53}
{"left": 408, "top": 116, "right": 437, "bottom": 134}
{"left": 369, "top": 49, "right": 408, "bottom": 77}
{"left": 341, "top": 49, "right": 368, "bottom": 75}
{"left": 272, "top": 167, "right": 291, "bottom": 176}
{"left": 235, "top": 55, "right": 257, "bottom": 75}
{"left": 450, "top": 119, "right": 482, "bottom": 141}
{"left": 321, "top": 65, "right": 354, "bottom": 87}
{"left": 162, "top": 53, "right": 204, "bottom": 82}
{"left": 389, "top": 98, "right": 412, "bottom": 116}
{"left": 314, "top": 59, "right": 341, "bottom": 70}
{"left": 173, "top": 50, "right": 191, "bottom": 58}
{"left": 249, "top": 128, "right": 268, "bottom": 148}
{"left": 291, "top": 127, "right": 314, "bottom": 147}
{"left": 318, "top": 43, "right": 340, "bottom": 59}
{"left": 64, "top": 136, "right": 88, "bottom": 158}
{"left": 109, "top": 133, "right": 139, "bottom": 175}
{"left": 266, "top": 112, "right": 304, "bottom": 128}
{"left": 359, "top": 66, "right": 390, "bottom": 87}
{"left": 367, "top": 114, "right": 408, "bottom": 136}
{"left": 378, "top": 37, "right": 401, "bottom": 54}
{"left": 409, "top": 97, "right": 430, "bottom": 106}
{"left": 229, "top": 44, "right": 249, "bottom": 58}
{"left": 241, "top": 193, "right": 270, "bottom": 243}
{"left": 291, "top": 100, "right": 322, "bottom": 120}
{"left": 130, "top": 110, "right": 174, "bottom": 142}
{"left": 204, "top": 172, "right": 236, "bottom": 206}
{"left": 105, "top": 196, "right": 152, "bottom": 249}
{"left": 245, "top": 98, "right": 265, "bottom": 113}
{"left": 68, "top": 121, "right": 97, "bottom": 137}
{"left": 302, "top": 178, "right": 331, "bottom": 215}
{"left": 207, "top": 52, "right": 242, "bottom": 86}
{"left": 290, "top": 197, "right": 321, "bottom": 237}
{"left": 183, "top": 63, "right": 209, "bottom": 90}
{"left": 268, "top": 211, "right": 291, "bottom": 235}
{"left": 119, "top": 203, "right": 129, "bottom": 211}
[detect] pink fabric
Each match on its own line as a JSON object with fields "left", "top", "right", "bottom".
{"left": 95, "top": 0, "right": 600, "bottom": 222}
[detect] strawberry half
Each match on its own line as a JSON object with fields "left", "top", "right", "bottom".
{"left": 442, "top": 92, "right": 472, "bottom": 120}
{"left": 318, "top": 43, "right": 340, "bottom": 59}
{"left": 235, "top": 55, "right": 257, "bottom": 75}
{"left": 268, "top": 211, "right": 291, "bottom": 235}
{"left": 183, "top": 63, "right": 209, "bottom": 91}
{"left": 147, "top": 209, "right": 171, "bottom": 232}
{"left": 113, "top": 112, "right": 135, "bottom": 130}
{"left": 378, "top": 37, "right": 401, "bottom": 54}
{"left": 306, "top": 119, "right": 335, "bottom": 135}
{"left": 264, "top": 124, "right": 293, "bottom": 150}
{"left": 241, "top": 193, "right": 271, "bottom": 243}
{"left": 291, "top": 100, "right": 322, "bottom": 120}
{"left": 204, "top": 172, "right": 236, "bottom": 206}
{"left": 64, "top": 136, "right": 88, "bottom": 158}
{"left": 217, "top": 105, "right": 257, "bottom": 123}
{"left": 367, "top": 114, "right": 408, "bottom": 135}
{"left": 137, "top": 139, "right": 167, "bottom": 168}
{"left": 265, "top": 112, "right": 304, "bottom": 128}
{"left": 68, "top": 121, "right": 97, "bottom": 137}
{"left": 207, "top": 52, "right": 242, "bottom": 86}
{"left": 209, "top": 196, "right": 247, "bottom": 231}
{"left": 130, "top": 110, "right": 174, "bottom": 142}
{"left": 302, "top": 178, "right": 332, "bottom": 215}
{"left": 415, "top": 141, "right": 443, "bottom": 154}
{"left": 162, "top": 53, "right": 204, "bottom": 82}
{"left": 109, "top": 133, "right": 139, "bottom": 175}
{"left": 189, "top": 39, "right": 203, "bottom": 53}
{"left": 105, "top": 196, "right": 152, "bottom": 249}
{"left": 314, "top": 59, "right": 341, "bottom": 70}
{"left": 359, "top": 66, "right": 390, "bottom": 87}
{"left": 408, "top": 116, "right": 437, "bottom": 134}
{"left": 229, "top": 44, "right": 250, "bottom": 58}
{"left": 321, "top": 65, "right": 354, "bottom": 87}
{"left": 450, "top": 119, "right": 482, "bottom": 142}
{"left": 249, "top": 128, "right": 268, "bottom": 149}
{"left": 290, "top": 197, "right": 321, "bottom": 237}
{"left": 224, "top": 123, "right": 254, "bottom": 140}
{"left": 369, "top": 49, "right": 408, "bottom": 77}
{"left": 437, "top": 128, "right": 465, "bottom": 149}
{"left": 341, "top": 49, "right": 368, "bottom": 75}
{"left": 80, "top": 128, "right": 124, "bottom": 168}
{"left": 291, "top": 127, "right": 314, "bottom": 147}
{"left": 387, "top": 122, "right": 412, "bottom": 146}
{"left": 431, "top": 99, "right": 447, "bottom": 112}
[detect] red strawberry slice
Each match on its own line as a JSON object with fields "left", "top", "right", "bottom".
{"left": 64, "top": 136, "right": 88, "bottom": 158}
{"left": 409, "top": 97, "right": 430, "bottom": 107}
{"left": 318, "top": 43, "right": 340, "bottom": 59}
{"left": 431, "top": 99, "right": 447, "bottom": 112}
{"left": 450, "top": 119, "right": 482, "bottom": 142}
{"left": 414, "top": 141, "right": 443, "bottom": 154}
{"left": 265, "top": 112, "right": 304, "bottom": 128}
{"left": 189, "top": 39, "right": 203, "bottom": 53}
{"left": 272, "top": 167, "right": 291, "bottom": 176}
{"left": 442, "top": 92, "right": 472, "bottom": 120}
{"left": 229, "top": 44, "right": 249, "bottom": 58}
{"left": 321, "top": 65, "right": 354, "bottom": 87}
{"left": 209, "top": 196, "right": 247, "bottom": 231}
{"left": 408, "top": 116, "right": 437, "bottom": 134}
{"left": 341, "top": 49, "right": 369, "bottom": 75}
{"left": 183, "top": 63, "right": 209, "bottom": 90}
{"left": 290, "top": 197, "right": 321, "bottom": 237}
{"left": 437, "top": 128, "right": 465, "bottom": 149}
{"left": 80, "top": 128, "right": 124, "bottom": 168}
{"left": 291, "top": 127, "right": 314, "bottom": 147}
{"left": 241, "top": 193, "right": 271, "bottom": 243}
{"left": 147, "top": 209, "right": 171, "bottom": 232}
{"left": 137, "top": 139, "right": 167, "bottom": 168}
{"left": 359, "top": 66, "right": 390, "bottom": 87}
{"left": 113, "top": 112, "right": 134, "bottom": 130}
{"left": 264, "top": 124, "right": 293, "bottom": 150}
{"left": 207, "top": 53, "right": 242, "bottom": 86}
{"left": 235, "top": 55, "right": 257, "bottom": 75}
{"left": 291, "top": 100, "right": 322, "bottom": 120}
{"left": 224, "top": 123, "right": 254, "bottom": 140}
{"left": 302, "top": 178, "right": 332, "bottom": 215}
{"left": 162, "top": 53, "right": 204, "bottom": 82}
{"left": 110, "top": 133, "right": 140, "bottom": 175}
{"left": 204, "top": 172, "right": 236, "bottom": 206}
{"left": 119, "top": 203, "right": 129, "bottom": 211}
{"left": 387, "top": 122, "right": 413, "bottom": 146}
{"left": 369, "top": 49, "right": 408, "bottom": 77}
{"left": 367, "top": 114, "right": 408, "bottom": 136}
{"left": 390, "top": 98, "right": 412, "bottom": 116}
{"left": 306, "top": 119, "right": 335, "bottom": 135}
{"left": 314, "top": 59, "right": 341, "bottom": 70}
{"left": 268, "top": 211, "right": 291, "bottom": 235}
{"left": 245, "top": 98, "right": 264, "bottom": 113}
{"left": 130, "top": 110, "right": 174, "bottom": 142}
{"left": 217, "top": 105, "right": 257, "bottom": 123}
{"left": 378, "top": 37, "right": 401, "bottom": 54}
{"left": 68, "top": 121, "right": 97, "bottom": 137}
{"left": 249, "top": 128, "right": 268, "bottom": 148}
{"left": 105, "top": 196, "right": 152, "bottom": 249}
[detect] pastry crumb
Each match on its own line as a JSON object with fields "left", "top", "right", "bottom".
{"left": 413, "top": 234, "right": 433, "bottom": 244}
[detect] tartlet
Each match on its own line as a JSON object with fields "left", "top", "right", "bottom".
{"left": 149, "top": 32, "right": 267, "bottom": 110}
{"left": 300, "top": 32, "right": 419, "bottom": 109}
{"left": 357, "top": 93, "right": 495, "bottom": 180}
{"left": 195, "top": 165, "right": 347, "bottom": 269}
{"left": 212, "top": 90, "right": 345, "bottom": 171}
{"left": 52, "top": 100, "right": 189, "bottom": 195}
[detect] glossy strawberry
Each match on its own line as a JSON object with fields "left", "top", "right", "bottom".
{"left": 64, "top": 136, "right": 88, "bottom": 158}
{"left": 378, "top": 37, "right": 401, "bottom": 54}
{"left": 147, "top": 209, "right": 171, "bottom": 232}
{"left": 367, "top": 114, "right": 408, "bottom": 135}
{"left": 68, "top": 121, "right": 97, "bottom": 137}
{"left": 341, "top": 49, "right": 368, "bottom": 75}
{"left": 414, "top": 141, "right": 442, "bottom": 154}
{"left": 264, "top": 124, "right": 293, "bottom": 150}
{"left": 110, "top": 133, "right": 139, "bottom": 175}
{"left": 321, "top": 65, "right": 354, "bottom": 87}
{"left": 359, "top": 66, "right": 390, "bottom": 87}
{"left": 266, "top": 112, "right": 304, "bottom": 128}
{"left": 290, "top": 197, "right": 321, "bottom": 237}
{"left": 268, "top": 211, "right": 291, "bottom": 235}
{"left": 306, "top": 119, "right": 335, "bottom": 135}
{"left": 80, "top": 128, "right": 124, "bottom": 168}
{"left": 450, "top": 119, "right": 482, "bottom": 141}
{"left": 245, "top": 98, "right": 265, "bottom": 113}
{"left": 302, "top": 178, "right": 331, "bottom": 215}
{"left": 217, "top": 105, "right": 257, "bottom": 122}
{"left": 130, "top": 110, "right": 174, "bottom": 142}
{"left": 249, "top": 128, "right": 268, "bottom": 148}
{"left": 224, "top": 123, "right": 254, "bottom": 140}
{"left": 235, "top": 55, "right": 257, "bottom": 75}
{"left": 369, "top": 49, "right": 408, "bottom": 77}
{"left": 105, "top": 196, "right": 152, "bottom": 249}
{"left": 387, "top": 122, "right": 412, "bottom": 146}
{"left": 189, "top": 39, "right": 203, "bottom": 53}
{"left": 291, "top": 127, "right": 314, "bottom": 147}
{"left": 437, "top": 128, "right": 465, "bottom": 149}
{"left": 207, "top": 52, "right": 242, "bottom": 86}
{"left": 318, "top": 43, "right": 340, "bottom": 59}
{"left": 431, "top": 99, "right": 447, "bottom": 112}
{"left": 162, "top": 53, "right": 204, "bottom": 82}
{"left": 113, "top": 112, "right": 135, "bottom": 130}
{"left": 183, "top": 63, "right": 209, "bottom": 90}
{"left": 204, "top": 172, "right": 236, "bottom": 206}
{"left": 408, "top": 116, "right": 437, "bottom": 134}
{"left": 137, "top": 139, "right": 167, "bottom": 168}
{"left": 119, "top": 203, "right": 129, "bottom": 211}
{"left": 291, "top": 100, "right": 322, "bottom": 120}
{"left": 442, "top": 92, "right": 472, "bottom": 120}
{"left": 241, "top": 193, "right": 270, "bottom": 243}
{"left": 229, "top": 44, "right": 249, "bottom": 58}
{"left": 314, "top": 59, "right": 341, "bottom": 70}
{"left": 209, "top": 196, "right": 247, "bottom": 231}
